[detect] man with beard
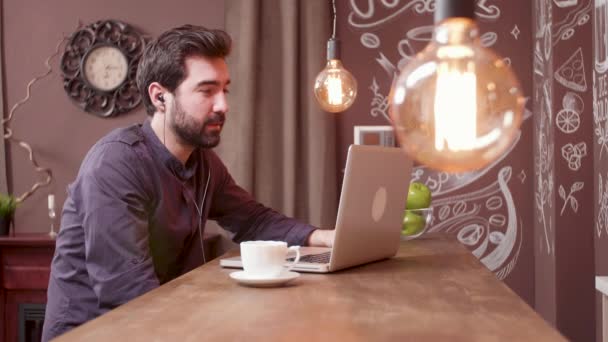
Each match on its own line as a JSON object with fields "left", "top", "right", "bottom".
{"left": 42, "top": 25, "right": 334, "bottom": 341}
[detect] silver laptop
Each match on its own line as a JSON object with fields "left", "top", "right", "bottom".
{"left": 220, "top": 144, "right": 413, "bottom": 273}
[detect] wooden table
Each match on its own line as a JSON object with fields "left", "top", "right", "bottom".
{"left": 56, "top": 235, "right": 565, "bottom": 341}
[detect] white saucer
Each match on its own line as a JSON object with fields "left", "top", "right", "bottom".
{"left": 229, "top": 270, "right": 300, "bottom": 287}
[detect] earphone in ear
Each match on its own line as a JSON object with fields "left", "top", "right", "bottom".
{"left": 158, "top": 94, "right": 165, "bottom": 103}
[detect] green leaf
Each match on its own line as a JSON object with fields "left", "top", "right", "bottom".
{"left": 0, "top": 194, "right": 17, "bottom": 217}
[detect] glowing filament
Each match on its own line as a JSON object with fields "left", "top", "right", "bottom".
{"left": 326, "top": 74, "right": 344, "bottom": 105}
{"left": 434, "top": 63, "right": 477, "bottom": 152}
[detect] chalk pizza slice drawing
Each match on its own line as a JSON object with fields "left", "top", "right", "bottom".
{"left": 556, "top": 109, "right": 581, "bottom": 133}
{"left": 554, "top": 47, "right": 587, "bottom": 92}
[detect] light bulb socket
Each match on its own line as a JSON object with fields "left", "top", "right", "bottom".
{"left": 327, "top": 37, "right": 341, "bottom": 60}
{"left": 434, "top": 0, "right": 475, "bottom": 23}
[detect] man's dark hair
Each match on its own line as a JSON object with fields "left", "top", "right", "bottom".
{"left": 136, "top": 25, "right": 232, "bottom": 115}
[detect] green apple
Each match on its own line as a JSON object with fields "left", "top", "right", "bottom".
{"left": 406, "top": 182, "right": 432, "bottom": 210}
{"left": 402, "top": 210, "right": 426, "bottom": 236}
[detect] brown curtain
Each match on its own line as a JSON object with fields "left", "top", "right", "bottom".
{"left": 0, "top": 10, "right": 7, "bottom": 194}
{"left": 208, "top": 0, "right": 338, "bottom": 252}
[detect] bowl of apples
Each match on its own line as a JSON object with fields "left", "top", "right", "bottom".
{"left": 401, "top": 182, "right": 433, "bottom": 240}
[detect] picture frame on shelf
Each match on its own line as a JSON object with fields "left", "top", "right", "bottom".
{"left": 353, "top": 126, "right": 395, "bottom": 147}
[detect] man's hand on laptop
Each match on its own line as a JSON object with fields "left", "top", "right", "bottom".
{"left": 307, "top": 229, "right": 335, "bottom": 248}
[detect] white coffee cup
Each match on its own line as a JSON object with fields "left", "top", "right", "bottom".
{"left": 240, "top": 241, "right": 301, "bottom": 278}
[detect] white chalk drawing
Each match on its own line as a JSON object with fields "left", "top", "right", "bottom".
{"left": 535, "top": 149, "right": 554, "bottom": 255}
{"left": 543, "top": 80, "right": 553, "bottom": 124}
{"left": 486, "top": 196, "right": 503, "bottom": 210}
{"left": 561, "top": 142, "right": 587, "bottom": 170}
{"left": 544, "top": 21, "right": 552, "bottom": 60}
{"left": 426, "top": 167, "right": 521, "bottom": 280}
{"left": 534, "top": 42, "right": 545, "bottom": 76}
{"left": 361, "top": 32, "right": 381, "bottom": 49}
{"left": 594, "top": 0, "right": 608, "bottom": 240}
{"left": 376, "top": 53, "right": 398, "bottom": 78}
{"left": 370, "top": 78, "right": 391, "bottom": 122}
{"left": 555, "top": 108, "right": 581, "bottom": 133}
{"left": 403, "top": 25, "right": 498, "bottom": 48}
{"left": 495, "top": 222, "right": 524, "bottom": 280}
{"left": 554, "top": 0, "right": 579, "bottom": 7}
{"left": 593, "top": 73, "right": 608, "bottom": 158}
{"left": 348, "top": 0, "right": 435, "bottom": 29}
{"left": 536, "top": 0, "right": 549, "bottom": 38}
{"left": 406, "top": 25, "right": 434, "bottom": 42}
{"left": 511, "top": 25, "right": 521, "bottom": 40}
{"left": 552, "top": 0, "right": 592, "bottom": 47}
{"left": 563, "top": 91, "right": 585, "bottom": 112}
{"left": 598, "top": 173, "right": 608, "bottom": 237}
{"left": 476, "top": 0, "right": 502, "bottom": 21}
{"left": 595, "top": 117, "right": 608, "bottom": 158}
{"left": 348, "top": 0, "right": 501, "bottom": 29}
{"left": 490, "top": 229, "right": 506, "bottom": 243}
{"left": 554, "top": 47, "right": 588, "bottom": 92}
{"left": 533, "top": 0, "right": 552, "bottom": 255}
{"left": 594, "top": 0, "right": 608, "bottom": 73}
{"left": 480, "top": 32, "right": 498, "bottom": 47}
{"left": 518, "top": 170, "right": 527, "bottom": 183}
{"left": 558, "top": 182, "right": 584, "bottom": 216}
{"left": 397, "top": 39, "right": 416, "bottom": 70}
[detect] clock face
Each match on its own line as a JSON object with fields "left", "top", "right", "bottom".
{"left": 83, "top": 45, "right": 129, "bottom": 92}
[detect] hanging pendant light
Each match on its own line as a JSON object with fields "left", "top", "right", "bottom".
{"left": 389, "top": 0, "right": 525, "bottom": 172}
{"left": 314, "top": 0, "right": 358, "bottom": 113}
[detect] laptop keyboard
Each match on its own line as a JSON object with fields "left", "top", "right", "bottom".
{"left": 288, "top": 251, "right": 331, "bottom": 264}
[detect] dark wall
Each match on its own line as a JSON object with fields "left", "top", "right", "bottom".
{"left": 3, "top": 0, "right": 225, "bottom": 233}
{"left": 546, "top": 1, "right": 595, "bottom": 341}
{"left": 338, "top": 1, "right": 599, "bottom": 340}
{"left": 593, "top": 0, "right": 608, "bottom": 341}
{"left": 337, "top": 0, "right": 535, "bottom": 305}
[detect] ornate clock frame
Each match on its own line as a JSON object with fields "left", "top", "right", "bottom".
{"left": 60, "top": 20, "right": 146, "bottom": 117}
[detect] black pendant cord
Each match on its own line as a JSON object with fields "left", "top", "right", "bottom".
{"left": 331, "top": 0, "right": 337, "bottom": 39}
{"left": 434, "top": 0, "right": 475, "bottom": 23}
{"left": 327, "top": 0, "right": 340, "bottom": 60}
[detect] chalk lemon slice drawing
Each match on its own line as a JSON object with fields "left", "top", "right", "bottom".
{"left": 556, "top": 109, "right": 580, "bottom": 134}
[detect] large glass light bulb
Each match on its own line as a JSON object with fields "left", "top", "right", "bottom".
{"left": 390, "top": 17, "right": 525, "bottom": 172}
{"left": 314, "top": 59, "right": 357, "bottom": 113}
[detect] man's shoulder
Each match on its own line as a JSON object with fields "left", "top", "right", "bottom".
{"left": 98, "top": 124, "right": 144, "bottom": 147}
{"left": 81, "top": 124, "right": 147, "bottom": 169}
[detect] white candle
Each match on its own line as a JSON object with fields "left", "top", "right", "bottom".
{"left": 48, "top": 194, "right": 55, "bottom": 210}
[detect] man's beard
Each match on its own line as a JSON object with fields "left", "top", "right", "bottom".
{"left": 169, "top": 99, "right": 225, "bottom": 149}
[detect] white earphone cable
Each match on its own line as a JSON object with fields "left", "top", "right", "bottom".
{"left": 194, "top": 168, "right": 211, "bottom": 264}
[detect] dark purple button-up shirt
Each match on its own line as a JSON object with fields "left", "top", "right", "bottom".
{"left": 42, "top": 120, "right": 316, "bottom": 341}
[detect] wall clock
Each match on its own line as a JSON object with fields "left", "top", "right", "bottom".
{"left": 60, "top": 20, "right": 147, "bottom": 117}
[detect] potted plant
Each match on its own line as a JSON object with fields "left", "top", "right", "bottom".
{"left": 0, "top": 194, "right": 17, "bottom": 236}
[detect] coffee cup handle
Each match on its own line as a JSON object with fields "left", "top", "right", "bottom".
{"left": 285, "top": 246, "right": 300, "bottom": 272}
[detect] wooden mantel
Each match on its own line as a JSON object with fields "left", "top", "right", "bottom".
{"left": 0, "top": 233, "right": 56, "bottom": 342}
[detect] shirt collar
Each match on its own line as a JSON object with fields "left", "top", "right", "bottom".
{"left": 142, "top": 118, "right": 198, "bottom": 181}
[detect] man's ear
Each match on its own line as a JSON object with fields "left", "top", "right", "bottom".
{"left": 148, "top": 82, "right": 168, "bottom": 111}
